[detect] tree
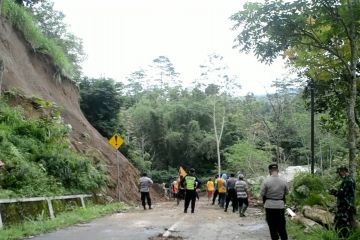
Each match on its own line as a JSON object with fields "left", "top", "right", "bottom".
{"left": 31, "top": 0, "right": 85, "bottom": 79}
{"left": 79, "top": 78, "right": 123, "bottom": 138}
{"left": 196, "top": 54, "right": 241, "bottom": 176}
{"left": 15, "top": 0, "right": 42, "bottom": 7}
{"left": 148, "top": 56, "right": 180, "bottom": 89}
{"left": 224, "top": 140, "right": 271, "bottom": 178}
{"left": 231, "top": 0, "right": 360, "bottom": 176}
{"left": 124, "top": 69, "right": 146, "bottom": 96}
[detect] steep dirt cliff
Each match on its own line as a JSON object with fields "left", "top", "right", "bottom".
{"left": 0, "top": 17, "right": 139, "bottom": 202}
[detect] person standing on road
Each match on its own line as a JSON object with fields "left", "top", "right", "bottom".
{"left": 177, "top": 175, "right": 185, "bottom": 205}
{"left": 235, "top": 174, "right": 249, "bottom": 217}
{"left": 212, "top": 175, "right": 219, "bottom": 205}
{"left": 206, "top": 178, "right": 215, "bottom": 202}
{"left": 139, "top": 173, "right": 153, "bottom": 210}
{"left": 171, "top": 179, "right": 178, "bottom": 199}
{"left": 261, "top": 163, "right": 289, "bottom": 240}
{"left": 224, "top": 173, "right": 238, "bottom": 212}
{"left": 329, "top": 166, "right": 356, "bottom": 238}
{"left": 217, "top": 174, "right": 227, "bottom": 208}
{"left": 181, "top": 168, "right": 200, "bottom": 213}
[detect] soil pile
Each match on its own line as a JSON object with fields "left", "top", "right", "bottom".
{"left": 0, "top": 17, "right": 139, "bottom": 202}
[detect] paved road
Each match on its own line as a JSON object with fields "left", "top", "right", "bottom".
{"left": 30, "top": 198, "right": 271, "bottom": 240}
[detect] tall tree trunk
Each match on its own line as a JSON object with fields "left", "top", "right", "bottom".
{"left": 348, "top": 0, "right": 359, "bottom": 178}
{"left": 348, "top": 76, "right": 357, "bottom": 178}
{"left": 213, "top": 100, "right": 225, "bottom": 177}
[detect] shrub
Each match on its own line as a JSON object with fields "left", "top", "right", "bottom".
{"left": 0, "top": 99, "right": 107, "bottom": 197}
{"left": 291, "top": 173, "right": 334, "bottom": 207}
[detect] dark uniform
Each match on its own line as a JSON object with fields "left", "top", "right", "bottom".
{"left": 212, "top": 175, "right": 220, "bottom": 205}
{"left": 182, "top": 168, "right": 199, "bottom": 213}
{"left": 331, "top": 166, "right": 356, "bottom": 238}
{"left": 225, "top": 174, "right": 238, "bottom": 212}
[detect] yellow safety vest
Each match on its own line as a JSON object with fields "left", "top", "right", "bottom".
{"left": 185, "top": 176, "right": 196, "bottom": 190}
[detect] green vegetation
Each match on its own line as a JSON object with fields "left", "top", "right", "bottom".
{"left": 290, "top": 173, "right": 335, "bottom": 207}
{"left": 231, "top": 0, "right": 360, "bottom": 177}
{"left": 0, "top": 202, "right": 129, "bottom": 240}
{"left": 230, "top": 1, "right": 360, "bottom": 237}
{"left": 288, "top": 220, "right": 360, "bottom": 240}
{"left": 79, "top": 78, "right": 123, "bottom": 138}
{"left": 1, "top": 0, "right": 77, "bottom": 79}
{"left": 79, "top": 63, "right": 348, "bottom": 183}
{"left": 288, "top": 221, "right": 338, "bottom": 240}
{"left": 0, "top": 96, "right": 108, "bottom": 197}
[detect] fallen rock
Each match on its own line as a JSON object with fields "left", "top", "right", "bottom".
{"left": 303, "top": 205, "right": 334, "bottom": 225}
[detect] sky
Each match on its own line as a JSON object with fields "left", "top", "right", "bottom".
{"left": 53, "top": 0, "right": 289, "bottom": 95}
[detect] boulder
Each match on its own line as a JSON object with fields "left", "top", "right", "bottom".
{"left": 303, "top": 205, "right": 334, "bottom": 225}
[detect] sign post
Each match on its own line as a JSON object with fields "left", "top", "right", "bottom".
{"left": 108, "top": 134, "right": 125, "bottom": 202}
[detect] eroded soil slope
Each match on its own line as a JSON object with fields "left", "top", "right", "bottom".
{"left": 0, "top": 17, "right": 138, "bottom": 202}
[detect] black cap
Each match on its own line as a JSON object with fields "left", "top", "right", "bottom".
{"left": 189, "top": 168, "right": 195, "bottom": 174}
{"left": 268, "top": 163, "right": 278, "bottom": 170}
{"left": 336, "top": 166, "right": 348, "bottom": 173}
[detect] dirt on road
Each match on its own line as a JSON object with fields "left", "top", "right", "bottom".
{"left": 30, "top": 197, "right": 273, "bottom": 240}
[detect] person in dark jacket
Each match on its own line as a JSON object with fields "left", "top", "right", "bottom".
{"left": 330, "top": 166, "right": 356, "bottom": 238}
{"left": 212, "top": 175, "right": 219, "bottom": 205}
{"left": 224, "top": 173, "right": 238, "bottom": 212}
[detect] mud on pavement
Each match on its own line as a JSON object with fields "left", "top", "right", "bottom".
{"left": 29, "top": 197, "right": 271, "bottom": 240}
{"left": 149, "top": 234, "right": 183, "bottom": 240}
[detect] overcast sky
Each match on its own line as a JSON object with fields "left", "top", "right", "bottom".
{"left": 53, "top": 0, "right": 289, "bottom": 95}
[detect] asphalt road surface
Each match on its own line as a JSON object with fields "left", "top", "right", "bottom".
{"left": 30, "top": 198, "right": 272, "bottom": 240}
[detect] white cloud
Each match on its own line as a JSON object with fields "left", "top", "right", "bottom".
{"left": 53, "top": 0, "right": 288, "bottom": 95}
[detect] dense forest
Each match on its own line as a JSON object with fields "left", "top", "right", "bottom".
{"left": 79, "top": 55, "right": 348, "bottom": 182}
{"left": 75, "top": 0, "right": 360, "bottom": 183}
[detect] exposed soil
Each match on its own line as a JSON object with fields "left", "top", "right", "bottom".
{"left": 0, "top": 17, "right": 141, "bottom": 202}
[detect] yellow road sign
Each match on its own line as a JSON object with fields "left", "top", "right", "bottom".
{"left": 108, "top": 134, "right": 124, "bottom": 149}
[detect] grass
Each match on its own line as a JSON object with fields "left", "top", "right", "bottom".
{"left": 1, "top": 0, "right": 74, "bottom": 79}
{"left": 288, "top": 221, "right": 338, "bottom": 240}
{"left": 0, "top": 202, "right": 130, "bottom": 240}
{"left": 288, "top": 220, "right": 360, "bottom": 240}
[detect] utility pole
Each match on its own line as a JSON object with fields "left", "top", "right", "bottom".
{"left": 0, "top": 0, "right": 3, "bottom": 17}
{"left": 0, "top": 59, "right": 4, "bottom": 96}
{"left": 310, "top": 79, "right": 315, "bottom": 175}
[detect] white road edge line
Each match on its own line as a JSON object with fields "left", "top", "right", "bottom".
{"left": 162, "top": 215, "right": 186, "bottom": 237}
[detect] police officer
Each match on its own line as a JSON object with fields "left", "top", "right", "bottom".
{"left": 182, "top": 168, "right": 200, "bottom": 213}
{"left": 139, "top": 173, "right": 153, "bottom": 210}
{"left": 330, "top": 166, "right": 356, "bottom": 238}
{"left": 235, "top": 174, "right": 249, "bottom": 217}
{"left": 261, "top": 163, "right": 289, "bottom": 240}
{"left": 224, "top": 173, "right": 238, "bottom": 212}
